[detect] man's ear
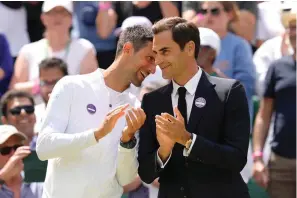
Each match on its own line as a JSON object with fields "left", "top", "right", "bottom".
{"left": 123, "top": 42, "right": 134, "bottom": 56}
{"left": 185, "top": 41, "right": 196, "bottom": 57}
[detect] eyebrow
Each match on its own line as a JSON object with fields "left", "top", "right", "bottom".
{"left": 153, "top": 47, "right": 170, "bottom": 54}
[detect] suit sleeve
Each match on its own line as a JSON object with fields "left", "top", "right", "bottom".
{"left": 36, "top": 76, "right": 97, "bottom": 161}
{"left": 187, "top": 81, "right": 250, "bottom": 172}
{"left": 138, "top": 94, "right": 164, "bottom": 184}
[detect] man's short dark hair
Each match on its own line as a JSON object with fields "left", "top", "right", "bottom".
{"left": 115, "top": 25, "right": 154, "bottom": 58}
{"left": 152, "top": 17, "right": 200, "bottom": 59}
{"left": 1, "top": 90, "right": 35, "bottom": 117}
{"left": 39, "top": 57, "right": 68, "bottom": 76}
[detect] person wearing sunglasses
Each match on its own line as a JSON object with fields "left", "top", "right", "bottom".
{"left": 1, "top": 90, "right": 36, "bottom": 147}
{"left": 0, "top": 124, "right": 43, "bottom": 198}
{"left": 34, "top": 57, "right": 68, "bottom": 134}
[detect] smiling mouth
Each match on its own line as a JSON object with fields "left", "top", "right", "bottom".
{"left": 140, "top": 71, "right": 148, "bottom": 78}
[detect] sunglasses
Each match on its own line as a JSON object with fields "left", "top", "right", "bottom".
{"left": 0, "top": 145, "right": 22, "bottom": 155}
{"left": 9, "top": 105, "right": 35, "bottom": 116}
{"left": 40, "top": 79, "right": 61, "bottom": 87}
{"left": 200, "top": 8, "right": 221, "bottom": 16}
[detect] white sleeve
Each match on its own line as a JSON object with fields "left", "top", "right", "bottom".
{"left": 36, "top": 76, "right": 97, "bottom": 161}
{"left": 116, "top": 144, "right": 139, "bottom": 186}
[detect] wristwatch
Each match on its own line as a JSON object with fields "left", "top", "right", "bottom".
{"left": 120, "top": 136, "right": 137, "bottom": 149}
{"left": 185, "top": 133, "right": 193, "bottom": 150}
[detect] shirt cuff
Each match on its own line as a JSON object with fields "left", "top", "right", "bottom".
{"left": 156, "top": 148, "right": 172, "bottom": 168}
{"left": 183, "top": 133, "right": 197, "bottom": 157}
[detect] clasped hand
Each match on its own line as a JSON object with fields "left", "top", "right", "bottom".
{"left": 155, "top": 107, "right": 191, "bottom": 147}
{"left": 95, "top": 104, "right": 146, "bottom": 142}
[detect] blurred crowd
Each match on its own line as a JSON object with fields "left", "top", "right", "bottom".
{"left": 0, "top": 1, "right": 296, "bottom": 198}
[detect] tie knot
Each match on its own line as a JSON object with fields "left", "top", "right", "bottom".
{"left": 178, "top": 87, "right": 187, "bottom": 97}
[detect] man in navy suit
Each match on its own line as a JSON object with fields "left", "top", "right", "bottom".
{"left": 138, "top": 17, "right": 250, "bottom": 198}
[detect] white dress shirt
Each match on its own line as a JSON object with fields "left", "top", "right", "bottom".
{"left": 157, "top": 68, "right": 202, "bottom": 167}
{"left": 36, "top": 69, "right": 139, "bottom": 198}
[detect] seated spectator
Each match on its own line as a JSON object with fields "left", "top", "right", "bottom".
{"left": 10, "top": 0, "right": 98, "bottom": 104}
{"left": 34, "top": 58, "right": 68, "bottom": 133}
{"left": 197, "top": 27, "right": 226, "bottom": 78}
{"left": 96, "top": 1, "right": 179, "bottom": 40}
{"left": 0, "top": 125, "right": 43, "bottom": 198}
{"left": 182, "top": 1, "right": 258, "bottom": 43}
{"left": 0, "top": 34, "right": 13, "bottom": 98}
{"left": 1, "top": 90, "right": 47, "bottom": 183}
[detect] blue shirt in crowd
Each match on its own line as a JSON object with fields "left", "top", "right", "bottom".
{"left": 0, "top": 34, "right": 13, "bottom": 98}
{"left": 73, "top": 1, "right": 117, "bottom": 52}
{"left": 264, "top": 56, "right": 296, "bottom": 159}
{"left": 214, "top": 32, "right": 256, "bottom": 120}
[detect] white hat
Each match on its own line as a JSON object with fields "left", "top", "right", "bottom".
{"left": 121, "top": 16, "right": 152, "bottom": 30}
{"left": 115, "top": 16, "right": 152, "bottom": 36}
{"left": 0, "top": 125, "right": 27, "bottom": 145}
{"left": 42, "top": 0, "right": 73, "bottom": 14}
{"left": 198, "top": 27, "right": 221, "bottom": 55}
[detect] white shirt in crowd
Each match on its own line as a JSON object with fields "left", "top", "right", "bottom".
{"left": 253, "top": 36, "right": 294, "bottom": 96}
{"left": 0, "top": 3, "right": 30, "bottom": 57}
{"left": 19, "top": 38, "right": 95, "bottom": 82}
{"left": 36, "top": 69, "right": 139, "bottom": 198}
{"left": 256, "top": 1, "right": 285, "bottom": 42}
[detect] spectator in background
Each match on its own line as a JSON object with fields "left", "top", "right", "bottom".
{"left": 197, "top": 27, "right": 226, "bottom": 78}
{"left": 96, "top": 1, "right": 179, "bottom": 42}
{"left": 0, "top": 2, "right": 30, "bottom": 62}
{"left": 1, "top": 91, "right": 36, "bottom": 147}
{"left": 252, "top": 13, "right": 296, "bottom": 198}
{"left": 34, "top": 58, "right": 68, "bottom": 134}
{"left": 254, "top": 6, "right": 295, "bottom": 96}
{"left": 0, "top": 125, "right": 43, "bottom": 198}
{"left": 10, "top": 0, "right": 98, "bottom": 105}
{"left": 0, "top": 34, "right": 13, "bottom": 98}
{"left": 0, "top": 90, "right": 47, "bottom": 183}
{"left": 182, "top": 1, "right": 257, "bottom": 44}
{"left": 73, "top": 1, "right": 117, "bottom": 69}
{"left": 184, "top": 1, "right": 255, "bottom": 119}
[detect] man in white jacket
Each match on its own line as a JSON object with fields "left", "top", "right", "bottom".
{"left": 36, "top": 25, "right": 157, "bottom": 198}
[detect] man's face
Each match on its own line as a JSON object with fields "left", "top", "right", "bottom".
{"left": 41, "top": 6, "right": 72, "bottom": 31}
{"left": 2, "top": 97, "right": 36, "bottom": 138}
{"left": 129, "top": 42, "right": 157, "bottom": 87}
{"left": 0, "top": 135, "right": 23, "bottom": 168}
{"left": 40, "top": 67, "right": 65, "bottom": 104}
{"left": 197, "top": 46, "right": 216, "bottom": 69}
{"left": 153, "top": 30, "right": 188, "bottom": 80}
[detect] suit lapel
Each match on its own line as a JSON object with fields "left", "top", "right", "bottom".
{"left": 187, "top": 72, "right": 216, "bottom": 133}
{"left": 160, "top": 82, "right": 174, "bottom": 116}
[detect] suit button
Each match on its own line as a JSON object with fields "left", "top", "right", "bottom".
{"left": 180, "top": 187, "right": 184, "bottom": 191}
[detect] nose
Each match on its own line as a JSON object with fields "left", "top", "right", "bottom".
{"left": 20, "top": 109, "right": 27, "bottom": 116}
{"left": 154, "top": 55, "right": 163, "bottom": 67}
{"left": 149, "top": 64, "right": 156, "bottom": 74}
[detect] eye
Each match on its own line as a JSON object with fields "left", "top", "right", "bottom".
{"left": 147, "top": 56, "right": 155, "bottom": 63}
{"left": 161, "top": 50, "right": 170, "bottom": 56}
